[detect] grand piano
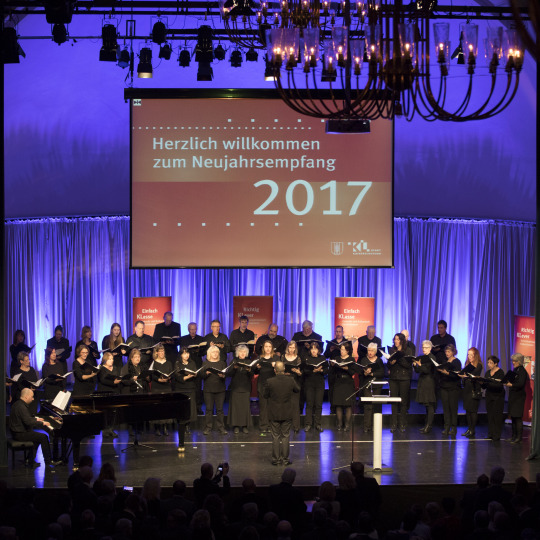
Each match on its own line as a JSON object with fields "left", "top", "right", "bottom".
{"left": 41, "top": 391, "right": 191, "bottom": 465}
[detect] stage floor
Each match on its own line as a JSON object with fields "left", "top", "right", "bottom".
{"left": 4, "top": 420, "right": 540, "bottom": 490}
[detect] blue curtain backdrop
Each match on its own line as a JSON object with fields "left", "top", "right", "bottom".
{"left": 4, "top": 216, "right": 535, "bottom": 372}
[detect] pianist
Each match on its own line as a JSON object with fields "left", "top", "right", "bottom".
{"left": 9, "top": 388, "right": 61, "bottom": 469}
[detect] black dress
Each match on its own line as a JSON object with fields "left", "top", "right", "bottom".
{"left": 358, "top": 356, "right": 386, "bottom": 429}
{"left": 46, "top": 337, "right": 71, "bottom": 374}
{"left": 101, "top": 336, "right": 127, "bottom": 371}
{"left": 227, "top": 358, "right": 253, "bottom": 428}
{"left": 120, "top": 363, "right": 148, "bottom": 394}
{"left": 331, "top": 357, "right": 362, "bottom": 407}
{"left": 303, "top": 355, "right": 328, "bottom": 428}
{"left": 414, "top": 354, "right": 436, "bottom": 405}
{"left": 151, "top": 359, "right": 174, "bottom": 427}
{"left": 462, "top": 363, "right": 483, "bottom": 413}
{"left": 72, "top": 358, "right": 98, "bottom": 396}
{"left": 97, "top": 366, "right": 121, "bottom": 393}
{"left": 254, "top": 355, "right": 279, "bottom": 431}
{"left": 11, "top": 367, "right": 39, "bottom": 414}
{"left": 483, "top": 367, "right": 505, "bottom": 440}
{"left": 282, "top": 355, "right": 302, "bottom": 431}
{"left": 508, "top": 365, "right": 529, "bottom": 418}
{"left": 174, "top": 358, "right": 198, "bottom": 423}
{"left": 42, "top": 362, "right": 66, "bottom": 401}
{"left": 9, "top": 343, "right": 32, "bottom": 377}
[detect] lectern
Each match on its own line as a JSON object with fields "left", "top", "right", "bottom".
{"left": 361, "top": 395, "right": 401, "bottom": 472}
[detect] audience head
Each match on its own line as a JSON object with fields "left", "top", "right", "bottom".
{"left": 115, "top": 518, "right": 132, "bottom": 538}
{"left": 241, "top": 502, "right": 259, "bottom": 523}
{"left": 80, "top": 509, "right": 95, "bottom": 529}
{"left": 281, "top": 468, "right": 296, "bottom": 485}
{"left": 45, "top": 522, "right": 63, "bottom": 540}
{"left": 201, "top": 463, "right": 214, "bottom": 479}
{"left": 242, "top": 478, "right": 256, "bottom": 492}
{"left": 79, "top": 455, "right": 94, "bottom": 468}
{"left": 350, "top": 461, "right": 365, "bottom": 478}
{"left": 172, "top": 480, "right": 187, "bottom": 496}
{"left": 79, "top": 466, "right": 94, "bottom": 484}
{"left": 477, "top": 473, "right": 489, "bottom": 490}
{"left": 276, "top": 520, "right": 292, "bottom": 539}
{"left": 318, "top": 481, "right": 336, "bottom": 502}
{"left": 142, "top": 477, "right": 161, "bottom": 501}
{"left": 490, "top": 466, "right": 505, "bottom": 485}
{"left": 473, "top": 510, "right": 489, "bottom": 529}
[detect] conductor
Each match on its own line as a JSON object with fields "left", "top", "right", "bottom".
{"left": 263, "top": 361, "right": 300, "bottom": 466}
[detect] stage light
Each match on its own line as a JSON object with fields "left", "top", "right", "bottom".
{"left": 2, "top": 27, "right": 26, "bottom": 64}
{"left": 137, "top": 47, "right": 153, "bottom": 78}
{"left": 230, "top": 49, "right": 243, "bottom": 67}
{"left": 117, "top": 47, "right": 131, "bottom": 69}
{"left": 52, "top": 23, "right": 68, "bottom": 45}
{"left": 214, "top": 44, "right": 226, "bottom": 61}
{"left": 197, "top": 62, "right": 213, "bottom": 81}
{"left": 44, "top": 0, "right": 74, "bottom": 24}
{"left": 159, "top": 43, "right": 172, "bottom": 60}
{"left": 178, "top": 48, "right": 191, "bottom": 67}
{"left": 195, "top": 25, "right": 214, "bottom": 63}
{"left": 152, "top": 21, "right": 167, "bottom": 45}
{"left": 246, "top": 47, "right": 258, "bottom": 62}
{"left": 99, "top": 23, "right": 118, "bottom": 62}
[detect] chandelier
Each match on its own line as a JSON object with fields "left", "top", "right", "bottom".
{"left": 221, "top": 0, "right": 526, "bottom": 121}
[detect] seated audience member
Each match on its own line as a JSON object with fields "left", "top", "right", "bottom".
{"left": 474, "top": 467, "right": 512, "bottom": 514}
{"left": 160, "top": 480, "right": 196, "bottom": 524}
{"left": 228, "top": 478, "right": 269, "bottom": 523}
{"left": 193, "top": 462, "right": 231, "bottom": 509}
{"left": 350, "top": 462, "right": 382, "bottom": 520}
{"left": 268, "top": 468, "right": 307, "bottom": 531}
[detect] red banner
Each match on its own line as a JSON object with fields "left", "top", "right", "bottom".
{"left": 334, "top": 297, "right": 375, "bottom": 358}
{"left": 231, "top": 296, "right": 274, "bottom": 340}
{"left": 132, "top": 296, "right": 172, "bottom": 336}
{"left": 513, "top": 314, "right": 535, "bottom": 422}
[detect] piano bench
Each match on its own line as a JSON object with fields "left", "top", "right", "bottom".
{"left": 7, "top": 439, "right": 34, "bottom": 467}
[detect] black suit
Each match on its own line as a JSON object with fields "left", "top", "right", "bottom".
{"left": 263, "top": 373, "right": 299, "bottom": 462}
{"left": 153, "top": 321, "right": 181, "bottom": 362}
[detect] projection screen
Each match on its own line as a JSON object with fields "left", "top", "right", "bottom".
{"left": 129, "top": 90, "right": 393, "bottom": 268}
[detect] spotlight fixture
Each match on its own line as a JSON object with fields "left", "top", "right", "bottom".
{"left": 195, "top": 25, "right": 214, "bottom": 63}
{"left": 2, "top": 27, "right": 26, "bottom": 64}
{"left": 214, "top": 44, "right": 226, "bottom": 61}
{"left": 52, "top": 23, "right": 68, "bottom": 45}
{"left": 44, "top": 0, "right": 74, "bottom": 24}
{"left": 245, "top": 47, "right": 258, "bottom": 62}
{"left": 197, "top": 62, "right": 213, "bottom": 81}
{"left": 178, "top": 48, "right": 191, "bottom": 67}
{"left": 99, "top": 23, "right": 118, "bottom": 62}
{"left": 159, "top": 43, "right": 172, "bottom": 60}
{"left": 137, "top": 47, "right": 153, "bottom": 78}
{"left": 230, "top": 49, "right": 243, "bottom": 67}
{"left": 117, "top": 47, "right": 131, "bottom": 69}
{"left": 152, "top": 20, "right": 167, "bottom": 44}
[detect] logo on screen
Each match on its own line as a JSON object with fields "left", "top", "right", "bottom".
{"left": 331, "top": 242, "right": 344, "bottom": 256}
{"left": 133, "top": 99, "right": 142, "bottom": 106}
{"left": 352, "top": 241, "right": 369, "bottom": 253}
